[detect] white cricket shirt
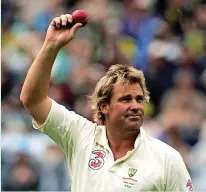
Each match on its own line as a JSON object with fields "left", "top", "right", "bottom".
{"left": 33, "top": 100, "right": 194, "bottom": 192}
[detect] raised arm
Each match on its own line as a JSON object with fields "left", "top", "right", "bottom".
{"left": 20, "top": 14, "right": 82, "bottom": 126}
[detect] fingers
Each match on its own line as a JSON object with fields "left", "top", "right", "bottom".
{"left": 65, "top": 14, "right": 73, "bottom": 24}
{"left": 70, "top": 23, "right": 83, "bottom": 38}
{"left": 51, "top": 14, "right": 73, "bottom": 29}
{"left": 51, "top": 17, "right": 61, "bottom": 28}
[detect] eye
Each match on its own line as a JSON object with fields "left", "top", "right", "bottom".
{"left": 136, "top": 96, "right": 144, "bottom": 103}
{"left": 122, "top": 98, "right": 131, "bottom": 102}
{"left": 119, "top": 96, "right": 131, "bottom": 103}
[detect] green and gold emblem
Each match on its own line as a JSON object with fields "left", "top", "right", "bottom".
{"left": 128, "top": 168, "right": 137, "bottom": 177}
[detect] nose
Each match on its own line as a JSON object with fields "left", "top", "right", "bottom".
{"left": 129, "top": 99, "right": 144, "bottom": 112}
{"left": 129, "top": 100, "right": 138, "bottom": 111}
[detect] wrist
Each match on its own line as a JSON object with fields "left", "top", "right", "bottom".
{"left": 43, "top": 40, "right": 62, "bottom": 52}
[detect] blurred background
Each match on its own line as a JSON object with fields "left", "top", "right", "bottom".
{"left": 1, "top": 0, "right": 206, "bottom": 191}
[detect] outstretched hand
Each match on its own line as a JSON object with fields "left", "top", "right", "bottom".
{"left": 45, "top": 14, "right": 83, "bottom": 49}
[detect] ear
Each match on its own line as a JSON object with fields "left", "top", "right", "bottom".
{"left": 100, "top": 102, "right": 109, "bottom": 115}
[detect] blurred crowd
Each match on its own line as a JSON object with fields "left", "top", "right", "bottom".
{"left": 1, "top": 0, "right": 206, "bottom": 191}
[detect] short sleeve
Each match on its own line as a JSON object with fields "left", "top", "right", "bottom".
{"left": 165, "top": 152, "right": 194, "bottom": 191}
{"left": 33, "top": 100, "right": 96, "bottom": 166}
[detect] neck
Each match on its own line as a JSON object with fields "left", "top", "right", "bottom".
{"left": 106, "top": 127, "right": 140, "bottom": 152}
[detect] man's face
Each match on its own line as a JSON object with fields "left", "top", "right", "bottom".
{"left": 102, "top": 82, "right": 145, "bottom": 133}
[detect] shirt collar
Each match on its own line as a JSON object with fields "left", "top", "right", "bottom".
{"left": 95, "top": 126, "right": 145, "bottom": 149}
{"left": 95, "top": 125, "right": 109, "bottom": 147}
{"left": 134, "top": 127, "right": 145, "bottom": 148}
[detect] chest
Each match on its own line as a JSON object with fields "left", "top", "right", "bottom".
{"left": 71, "top": 145, "right": 165, "bottom": 192}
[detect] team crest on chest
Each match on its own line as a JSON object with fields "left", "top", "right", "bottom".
{"left": 88, "top": 150, "right": 106, "bottom": 170}
{"left": 128, "top": 168, "right": 137, "bottom": 177}
{"left": 122, "top": 167, "right": 138, "bottom": 189}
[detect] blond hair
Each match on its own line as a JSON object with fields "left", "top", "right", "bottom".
{"left": 89, "top": 64, "right": 149, "bottom": 125}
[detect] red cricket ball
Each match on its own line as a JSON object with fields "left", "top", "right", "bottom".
{"left": 72, "top": 10, "right": 88, "bottom": 26}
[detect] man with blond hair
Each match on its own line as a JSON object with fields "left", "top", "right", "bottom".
{"left": 21, "top": 13, "right": 193, "bottom": 192}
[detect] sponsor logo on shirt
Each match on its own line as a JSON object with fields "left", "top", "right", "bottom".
{"left": 186, "top": 179, "right": 194, "bottom": 191}
{"left": 122, "top": 177, "right": 138, "bottom": 183}
{"left": 88, "top": 150, "right": 106, "bottom": 170}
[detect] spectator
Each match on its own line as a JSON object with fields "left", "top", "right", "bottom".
{"left": 160, "top": 69, "right": 206, "bottom": 147}
{"left": 3, "top": 152, "right": 40, "bottom": 191}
